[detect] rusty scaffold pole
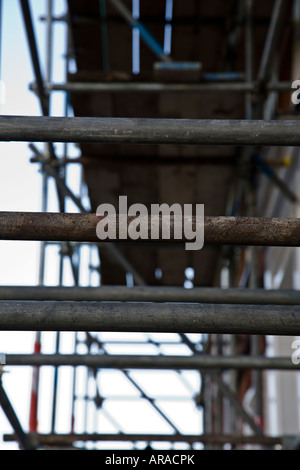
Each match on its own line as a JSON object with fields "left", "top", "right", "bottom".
{"left": 0, "top": 212, "right": 300, "bottom": 246}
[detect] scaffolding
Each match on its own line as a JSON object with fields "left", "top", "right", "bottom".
{"left": 1, "top": 0, "right": 300, "bottom": 451}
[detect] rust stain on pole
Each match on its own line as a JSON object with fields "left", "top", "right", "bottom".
{"left": 204, "top": 216, "right": 299, "bottom": 246}
{"left": 0, "top": 212, "right": 299, "bottom": 246}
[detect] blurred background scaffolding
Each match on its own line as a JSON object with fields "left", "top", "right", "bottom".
{"left": 1, "top": 0, "right": 300, "bottom": 450}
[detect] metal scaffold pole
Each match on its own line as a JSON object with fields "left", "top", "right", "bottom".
{"left": 2, "top": 431, "right": 285, "bottom": 448}
{"left": 2, "top": 353, "right": 299, "bottom": 370}
{"left": 0, "top": 372, "right": 37, "bottom": 450}
{"left": 0, "top": 285, "right": 299, "bottom": 303}
{"left": 0, "top": 300, "right": 299, "bottom": 335}
{"left": 30, "top": 80, "right": 295, "bottom": 94}
{"left": 1, "top": 212, "right": 300, "bottom": 246}
{"left": 0, "top": 116, "right": 300, "bottom": 145}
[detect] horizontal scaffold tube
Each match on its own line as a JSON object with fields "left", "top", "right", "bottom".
{"left": 1, "top": 212, "right": 300, "bottom": 246}
{"left": 3, "top": 354, "right": 299, "bottom": 370}
{"left": 0, "top": 301, "right": 300, "bottom": 334}
{"left": 0, "top": 115, "right": 300, "bottom": 145}
{"left": 3, "top": 432, "right": 283, "bottom": 446}
{"left": 0, "top": 285, "right": 300, "bottom": 304}
{"left": 30, "top": 80, "right": 293, "bottom": 94}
